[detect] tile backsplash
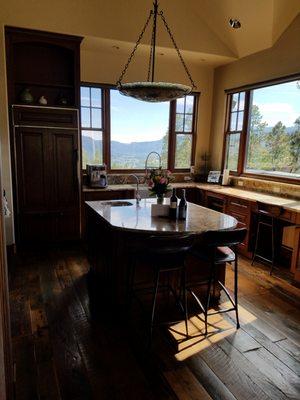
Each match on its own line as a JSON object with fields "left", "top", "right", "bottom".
{"left": 230, "top": 176, "right": 300, "bottom": 199}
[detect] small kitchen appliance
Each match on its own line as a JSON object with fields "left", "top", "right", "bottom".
{"left": 87, "top": 164, "right": 108, "bottom": 188}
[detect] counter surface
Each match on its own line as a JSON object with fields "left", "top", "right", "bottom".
{"left": 83, "top": 183, "right": 300, "bottom": 213}
{"left": 85, "top": 198, "right": 238, "bottom": 234}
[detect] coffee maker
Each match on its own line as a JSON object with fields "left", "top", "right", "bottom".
{"left": 86, "top": 164, "right": 108, "bottom": 188}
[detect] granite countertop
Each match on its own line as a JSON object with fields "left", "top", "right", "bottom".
{"left": 83, "top": 183, "right": 300, "bottom": 213}
{"left": 85, "top": 198, "right": 238, "bottom": 234}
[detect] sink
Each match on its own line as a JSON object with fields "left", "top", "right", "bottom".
{"left": 101, "top": 201, "right": 133, "bottom": 207}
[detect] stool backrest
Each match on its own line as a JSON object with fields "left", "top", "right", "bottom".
{"left": 201, "top": 228, "right": 247, "bottom": 248}
{"left": 147, "top": 234, "right": 195, "bottom": 255}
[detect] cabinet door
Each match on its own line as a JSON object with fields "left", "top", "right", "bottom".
{"left": 14, "top": 126, "right": 54, "bottom": 244}
{"left": 49, "top": 129, "right": 80, "bottom": 240}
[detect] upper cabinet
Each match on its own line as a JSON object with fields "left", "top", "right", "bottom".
{"left": 5, "top": 27, "right": 82, "bottom": 108}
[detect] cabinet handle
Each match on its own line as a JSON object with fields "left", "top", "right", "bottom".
{"left": 230, "top": 201, "right": 248, "bottom": 208}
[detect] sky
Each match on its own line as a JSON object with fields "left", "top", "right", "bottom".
{"left": 252, "top": 80, "right": 300, "bottom": 127}
{"left": 81, "top": 87, "right": 195, "bottom": 143}
{"left": 81, "top": 80, "right": 300, "bottom": 143}
{"left": 110, "top": 90, "right": 170, "bottom": 143}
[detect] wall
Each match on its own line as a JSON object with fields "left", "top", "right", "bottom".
{"left": 209, "top": 14, "right": 300, "bottom": 169}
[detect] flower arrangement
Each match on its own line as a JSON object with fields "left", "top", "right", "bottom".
{"left": 146, "top": 167, "right": 173, "bottom": 199}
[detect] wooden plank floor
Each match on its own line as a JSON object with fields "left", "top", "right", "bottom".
{"left": 8, "top": 248, "right": 300, "bottom": 400}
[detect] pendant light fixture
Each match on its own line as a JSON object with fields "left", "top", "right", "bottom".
{"left": 116, "top": 0, "right": 196, "bottom": 102}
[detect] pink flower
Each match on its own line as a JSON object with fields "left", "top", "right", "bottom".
{"left": 160, "top": 177, "right": 167, "bottom": 184}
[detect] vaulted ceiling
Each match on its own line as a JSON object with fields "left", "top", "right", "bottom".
{"left": 1, "top": 0, "right": 300, "bottom": 66}
{"left": 81, "top": 0, "right": 300, "bottom": 66}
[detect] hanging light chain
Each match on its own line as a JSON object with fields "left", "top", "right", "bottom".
{"left": 159, "top": 11, "right": 197, "bottom": 90}
{"left": 147, "top": 18, "right": 156, "bottom": 82}
{"left": 117, "top": 10, "right": 153, "bottom": 86}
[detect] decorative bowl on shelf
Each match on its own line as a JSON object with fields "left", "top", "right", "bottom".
{"left": 19, "top": 88, "right": 33, "bottom": 104}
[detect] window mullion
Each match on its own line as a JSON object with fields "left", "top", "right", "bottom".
{"left": 237, "top": 90, "right": 251, "bottom": 175}
{"left": 103, "top": 88, "right": 111, "bottom": 170}
{"left": 168, "top": 100, "right": 176, "bottom": 171}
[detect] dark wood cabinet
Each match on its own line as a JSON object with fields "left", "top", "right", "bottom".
{"left": 204, "top": 191, "right": 226, "bottom": 212}
{"left": 5, "top": 27, "right": 82, "bottom": 246}
{"left": 225, "top": 196, "right": 252, "bottom": 257}
{"left": 13, "top": 107, "right": 80, "bottom": 245}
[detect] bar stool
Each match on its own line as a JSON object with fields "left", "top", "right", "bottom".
{"left": 127, "top": 234, "right": 194, "bottom": 344}
{"left": 188, "top": 228, "right": 247, "bottom": 335}
{"left": 251, "top": 202, "right": 282, "bottom": 275}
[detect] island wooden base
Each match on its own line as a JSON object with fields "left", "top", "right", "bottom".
{"left": 86, "top": 207, "right": 226, "bottom": 309}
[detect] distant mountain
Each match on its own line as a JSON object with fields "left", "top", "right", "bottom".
{"left": 82, "top": 135, "right": 164, "bottom": 168}
{"left": 259, "top": 126, "right": 296, "bottom": 134}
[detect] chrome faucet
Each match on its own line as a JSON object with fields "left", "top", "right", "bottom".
{"left": 125, "top": 174, "right": 141, "bottom": 204}
{"left": 145, "top": 151, "right": 162, "bottom": 177}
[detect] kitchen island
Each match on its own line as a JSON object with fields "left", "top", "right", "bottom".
{"left": 85, "top": 198, "right": 238, "bottom": 307}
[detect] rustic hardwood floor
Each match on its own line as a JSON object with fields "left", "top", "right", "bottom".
{"left": 8, "top": 248, "right": 300, "bottom": 400}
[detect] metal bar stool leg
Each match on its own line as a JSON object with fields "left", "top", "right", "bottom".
{"left": 181, "top": 265, "right": 188, "bottom": 336}
{"left": 204, "top": 265, "right": 214, "bottom": 336}
{"left": 251, "top": 218, "right": 261, "bottom": 266}
{"left": 234, "top": 254, "right": 240, "bottom": 329}
{"left": 270, "top": 216, "right": 275, "bottom": 275}
{"left": 149, "top": 269, "right": 160, "bottom": 346}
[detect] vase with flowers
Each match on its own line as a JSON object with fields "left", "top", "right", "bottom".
{"left": 146, "top": 167, "right": 173, "bottom": 203}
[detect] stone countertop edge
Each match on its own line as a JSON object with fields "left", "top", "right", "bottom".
{"left": 85, "top": 199, "right": 238, "bottom": 235}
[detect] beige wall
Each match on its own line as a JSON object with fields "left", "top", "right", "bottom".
{"left": 209, "top": 14, "right": 300, "bottom": 169}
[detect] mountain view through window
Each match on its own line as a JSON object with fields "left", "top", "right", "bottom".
{"left": 246, "top": 81, "right": 300, "bottom": 177}
{"left": 110, "top": 90, "right": 169, "bottom": 169}
{"left": 80, "top": 86, "right": 197, "bottom": 170}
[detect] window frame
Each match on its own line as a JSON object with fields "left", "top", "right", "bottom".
{"left": 222, "top": 74, "right": 300, "bottom": 184}
{"left": 80, "top": 82, "right": 199, "bottom": 173}
{"left": 80, "top": 84, "right": 105, "bottom": 166}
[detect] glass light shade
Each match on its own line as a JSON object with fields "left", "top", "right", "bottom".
{"left": 118, "top": 82, "right": 192, "bottom": 102}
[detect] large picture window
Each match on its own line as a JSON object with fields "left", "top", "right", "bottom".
{"left": 80, "top": 84, "right": 198, "bottom": 172}
{"left": 224, "top": 77, "right": 300, "bottom": 180}
{"left": 110, "top": 89, "right": 170, "bottom": 169}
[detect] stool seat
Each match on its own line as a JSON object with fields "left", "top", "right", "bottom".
{"left": 191, "top": 246, "right": 235, "bottom": 264}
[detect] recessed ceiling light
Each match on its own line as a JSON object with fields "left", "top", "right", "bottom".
{"left": 229, "top": 18, "right": 241, "bottom": 29}
{"left": 112, "top": 45, "right": 120, "bottom": 50}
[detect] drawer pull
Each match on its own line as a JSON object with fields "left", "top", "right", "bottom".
{"left": 230, "top": 201, "right": 248, "bottom": 208}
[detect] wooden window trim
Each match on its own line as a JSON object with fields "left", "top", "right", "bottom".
{"left": 81, "top": 82, "right": 199, "bottom": 173}
{"left": 222, "top": 75, "right": 300, "bottom": 184}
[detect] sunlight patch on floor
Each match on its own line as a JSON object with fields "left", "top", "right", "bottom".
{"left": 169, "top": 301, "right": 257, "bottom": 361}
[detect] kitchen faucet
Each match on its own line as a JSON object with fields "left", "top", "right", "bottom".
{"left": 125, "top": 174, "right": 141, "bottom": 204}
{"left": 145, "top": 151, "right": 162, "bottom": 177}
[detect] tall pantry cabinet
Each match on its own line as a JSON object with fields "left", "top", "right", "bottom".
{"left": 5, "top": 27, "right": 82, "bottom": 245}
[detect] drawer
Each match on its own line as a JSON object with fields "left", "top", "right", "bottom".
{"left": 227, "top": 196, "right": 250, "bottom": 215}
{"left": 13, "top": 106, "right": 78, "bottom": 128}
{"left": 227, "top": 210, "right": 248, "bottom": 225}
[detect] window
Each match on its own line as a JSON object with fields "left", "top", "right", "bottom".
{"left": 224, "top": 78, "right": 300, "bottom": 180}
{"left": 81, "top": 86, "right": 103, "bottom": 166}
{"left": 174, "top": 96, "right": 195, "bottom": 168}
{"left": 80, "top": 84, "right": 198, "bottom": 171}
{"left": 110, "top": 89, "right": 170, "bottom": 169}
